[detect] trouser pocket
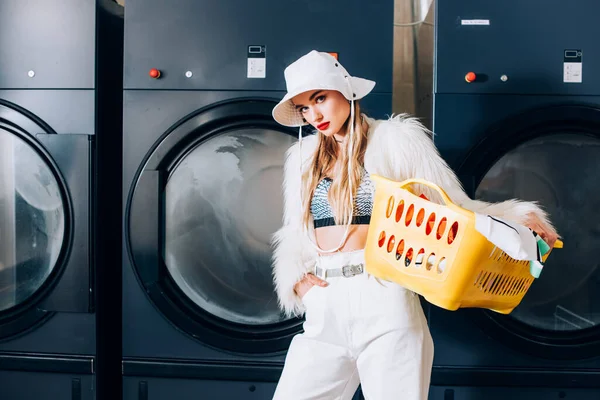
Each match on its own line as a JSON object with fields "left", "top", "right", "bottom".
{"left": 302, "top": 285, "right": 328, "bottom": 337}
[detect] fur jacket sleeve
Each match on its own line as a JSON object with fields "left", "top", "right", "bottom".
{"left": 271, "top": 134, "right": 319, "bottom": 318}
{"left": 271, "top": 114, "right": 556, "bottom": 318}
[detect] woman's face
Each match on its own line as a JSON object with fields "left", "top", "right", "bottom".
{"left": 292, "top": 90, "right": 350, "bottom": 137}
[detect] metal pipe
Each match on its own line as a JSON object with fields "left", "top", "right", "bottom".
{"left": 393, "top": 0, "right": 434, "bottom": 117}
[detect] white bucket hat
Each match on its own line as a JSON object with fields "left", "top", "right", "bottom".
{"left": 272, "top": 50, "right": 376, "bottom": 127}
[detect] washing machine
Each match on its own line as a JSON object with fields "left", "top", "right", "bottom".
{"left": 418, "top": 1, "right": 600, "bottom": 398}
{"left": 0, "top": 1, "right": 123, "bottom": 399}
{"left": 121, "top": 0, "right": 392, "bottom": 398}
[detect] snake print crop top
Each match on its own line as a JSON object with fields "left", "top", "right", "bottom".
{"left": 310, "top": 169, "right": 374, "bottom": 228}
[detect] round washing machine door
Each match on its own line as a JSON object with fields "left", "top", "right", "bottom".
{"left": 127, "top": 98, "right": 303, "bottom": 354}
{"left": 459, "top": 105, "right": 600, "bottom": 360}
{"left": 0, "top": 100, "right": 72, "bottom": 339}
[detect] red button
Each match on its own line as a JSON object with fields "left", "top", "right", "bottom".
{"left": 465, "top": 72, "right": 476, "bottom": 83}
{"left": 149, "top": 68, "right": 161, "bottom": 79}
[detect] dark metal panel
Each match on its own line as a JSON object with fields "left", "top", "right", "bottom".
{"left": 0, "top": 0, "right": 96, "bottom": 89}
{"left": 0, "top": 91, "right": 95, "bottom": 135}
{"left": 122, "top": 359, "right": 283, "bottom": 381}
{"left": 122, "top": 361, "right": 600, "bottom": 388}
{"left": 123, "top": 375, "right": 278, "bottom": 400}
{"left": 122, "top": 369, "right": 365, "bottom": 400}
{"left": 429, "top": 386, "right": 600, "bottom": 400}
{"left": 124, "top": 0, "right": 393, "bottom": 92}
{"left": 128, "top": 171, "right": 162, "bottom": 285}
{"left": 431, "top": 366, "right": 600, "bottom": 388}
{"left": 0, "top": 353, "right": 94, "bottom": 374}
{"left": 0, "top": 369, "right": 95, "bottom": 400}
{"left": 0, "top": 313, "right": 96, "bottom": 355}
{"left": 432, "top": 94, "right": 600, "bottom": 170}
{"left": 36, "top": 134, "right": 93, "bottom": 313}
{"left": 435, "top": 0, "right": 600, "bottom": 95}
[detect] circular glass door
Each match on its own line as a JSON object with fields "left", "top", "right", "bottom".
{"left": 461, "top": 105, "right": 600, "bottom": 359}
{"left": 0, "top": 129, "right": 65, "bottom": 313}
{"left": 476, "top": 133, "right": 600, "bottom": 333}
{"left": 127, "top": 99, "right": 302, "bottom": 353}
{"left": 164, "top": 127, "right": 294, "bottom": 326}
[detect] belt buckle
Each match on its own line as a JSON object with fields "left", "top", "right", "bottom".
{"left": 313, "top": 264, "right": 327, "bottom": 279}
{"left": 342, "top": 263, "right": 363, "bottom": 278}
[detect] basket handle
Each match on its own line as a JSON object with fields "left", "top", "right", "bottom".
{"left": 399, "top": 178, "right": 456, "bottom": 207}
{"left": 397, "top": 178, "right": 565, "bottom": 250}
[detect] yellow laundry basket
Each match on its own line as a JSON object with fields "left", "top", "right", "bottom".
{"left": 364, "top": 176, "right": 563, "bottom": 314}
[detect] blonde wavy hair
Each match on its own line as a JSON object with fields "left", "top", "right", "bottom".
{"left": 301, "top": 102, "right": 368, "bottom": 230}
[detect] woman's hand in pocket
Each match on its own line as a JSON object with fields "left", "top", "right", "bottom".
{"left": 294, "top": 273, "right": 329, "bottom": 299}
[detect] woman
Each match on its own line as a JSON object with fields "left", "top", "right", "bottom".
{"left": 270, "top": 50, "right": 557, "bottom": 400}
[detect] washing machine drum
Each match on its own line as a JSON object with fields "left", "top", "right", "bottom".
{"left": 162, "top": 128, "right": 293, "bottom": 326}
{"left": 476, "top": 133, "right": 600, "bottom": 333}
{"left": 127, "top": 98, "right": 304, "bottom": 350}
{"left": 0, "top": 129, "right": 65, "bottom": 312}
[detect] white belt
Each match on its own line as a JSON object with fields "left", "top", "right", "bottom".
{"left": 313, "top": 263, "right": 365, "bottom": 279}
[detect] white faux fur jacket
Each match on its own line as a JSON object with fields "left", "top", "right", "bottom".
{"left": 271, "top": 114, "right": 554, "bottom": 318}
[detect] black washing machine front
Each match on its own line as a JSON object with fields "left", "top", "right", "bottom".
{"left": 121, "top": 92, "right": 391, "bottom": 400}
{"left": 0, "top": 97, "right": 96, "bottom": 400}
{"left": 456, "top": 103, "right": 600, "bottom": 361}
{"left": 0, "top": 0, "right": 96, "bottom": 348}
{"left": 122, "top": 0, "right": 393, "bottom": 397}
{"left": 432, "top": 96, "right": 600, "bottom": 383}
{"left": 429, "top": 98, "right": 600, "bottom": 400}
{"left": 0, "top": 1, "right": 122, "bottom": 399}
{"left": 126, "top": 97, "right": 302, "bottom": 355}
{"left": 122, "top": 92, "right": 307, "bottom": 400}
{"left": 425, "top": 1, "right": 600, "bottom": 398}
{"left": 0, "top": 98, "right": 92, "bottom": 337}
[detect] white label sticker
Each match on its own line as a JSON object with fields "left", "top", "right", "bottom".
{"left": 564, "top": 62, "right": 582, "bottom": 83}
{"left": 563, "top": 49, "right": 583, "bottom": 83}
{"left": 247, "top": 58, "right": 266, "bottom": 78}
{"left": 247, "top": 45, "right": 266, "bottom": 79}
{"left": 461, "top": 19, "right": 490, "bottom": 25}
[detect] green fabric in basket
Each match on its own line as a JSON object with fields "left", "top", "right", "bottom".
{"left": 529, "top": 235, "right": 550, "bottom": 278}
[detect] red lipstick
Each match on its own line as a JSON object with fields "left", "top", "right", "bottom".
{"left": 317, "top": 122, "right": 330, "bottom": 130}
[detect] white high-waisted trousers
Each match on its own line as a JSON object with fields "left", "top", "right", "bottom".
{"left": 273, "top": 250, "right": 434, "bottom": 400}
